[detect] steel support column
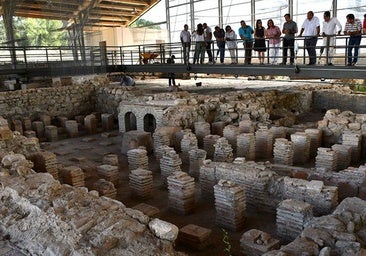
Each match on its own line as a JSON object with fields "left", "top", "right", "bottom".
{"left": 166, "top": 0, "right": 171, "bottom": 43}
{"left": 288, "top": 0, "right": 293, "bottom": 18}
{"left": 190, "top": 0, "right": 195, "bottom": 32}
{"left": 251, "top": 0, "right": 255, "bottom": 27}
{"left": 332, "top": 0, "right": 337, "bottom": 18}
{"left": 218, "top": 0, "right": 223, "bottom": 28}
{"left": 2, "top": 0, "right": 17, "bottom": 66}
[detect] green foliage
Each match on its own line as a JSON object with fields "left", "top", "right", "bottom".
{"left": 129, "top": 18, "right": 161, "bottom": 29}
{"left": 222, "top": 228, "right": 232, "bottom": 255}
{"left": 0, "top": 17, "right": 68, "bottom": 46}
{"left": 0, "top": 24, "right": 6, "bottom": 43}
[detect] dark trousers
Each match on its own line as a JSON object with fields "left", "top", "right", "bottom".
{"left": 206, "top": 41, "right": 213, "bottom": 62}
{"left": 217, "top": 45, "right": 225, "bottom": 63}
{"left": 282, "top": 38, "right": 295, "bottom": 64}
{"left": 304, "top": 37, "right": 318, "bottom": 65}
{"left": 243, "top": 41, "right": 253, "bottom": 64}
{"left": 182, "top": 42, "right": 191, "bottom": 64}
{"left": 347, "top": 35, "right": 362, "bottom": 64}
{"left": 168, "top": 73, "right": 175, "bottom": 86}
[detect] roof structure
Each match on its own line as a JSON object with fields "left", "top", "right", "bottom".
{"left": 0, "top": 0, "right": 160, "bottom": 28}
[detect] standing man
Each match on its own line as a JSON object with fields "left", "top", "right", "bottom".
{"left": 299, "top": 11, "right": 320, "bottom": 65}
{"left": 344, "top": 14, "right": 362, "bottom": 66}
{"left": 238, "top": 20, "right": 254, "bottom": 65}
{"left": 203, "top": 23, "right": 214, "bottom": 64}
{"left": 281, "top": 14, "right": 298, "bottom": 65}
{"left": 180, "top": 24, "right": 191, "bottom": 65}
{"left": 214, "top": 26, "right": 226, "bottom": 64}
{"left": 322, "top": 11, "right": 342, "bottom": 65}
{"left": 167, "top": 55, "right": 176, "bottom": 86}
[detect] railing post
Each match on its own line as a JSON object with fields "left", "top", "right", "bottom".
{"left": 23, "top": 46, "right": 27, "bottom": 69}
{"left": 325, "top": 35, "right": 330, "bottom": 65}
{"left": 138, "top": 46, "right": 142, "bottom": 65}
{"left": 59, "top": 47, "right": 63, "bottom": 63}
{"left": 266, "top": 40, "right": 269, "bottom": 64}
{"left": 344, "top": 37, "right": 348, "bottom": 66}
{"left": 45, "top": 48, "right": 49, "bottom": 67}
{"left": 120, "top": 46, "right": 123, "bottom": 65}
{"left": 160, "top": 44, "right": 163, "bottom": 64}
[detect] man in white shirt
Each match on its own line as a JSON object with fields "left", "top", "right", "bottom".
{"left": 299, "top": 11, "right": 320, "bottom": 65}
{"left": 180, "top": 24, "right": 191, "bottom": 64}
{"left": 203, "top": 23, "right": 214, "bottom": 64}
{"left": 322, "top": 11, "right": 342, "bottom": 65}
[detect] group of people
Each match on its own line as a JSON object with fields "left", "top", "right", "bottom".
{"left": 179, "top": 12, "right": 366, "bottom": 66}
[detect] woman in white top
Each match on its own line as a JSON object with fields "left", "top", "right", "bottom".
{"left": 192, "top": 23, "right": 205, "bottom": 64}
{"left": 225, "top": 25, "right": 237, "bottom": 64}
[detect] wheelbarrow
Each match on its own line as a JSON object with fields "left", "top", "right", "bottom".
{"left": 140, "top": 52, "right": 159, "bottom": 64}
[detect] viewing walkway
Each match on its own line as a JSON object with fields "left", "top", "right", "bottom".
{"left": 1, "top": 36, "right": 365, "bottom": 80}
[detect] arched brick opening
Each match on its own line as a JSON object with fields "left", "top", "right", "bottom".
{"left": 125, "top": 112, "right": 137, "bottom": 131}
{"left": 143, "top": 113, "right": 156, "bottom": 133}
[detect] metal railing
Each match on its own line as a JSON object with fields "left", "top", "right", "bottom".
{"left": 0, "top": 35, "right": 364, "bottom": 72}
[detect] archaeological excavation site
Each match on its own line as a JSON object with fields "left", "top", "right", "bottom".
{"left": 1, "top": 75, "right": 366, "bottom": 256}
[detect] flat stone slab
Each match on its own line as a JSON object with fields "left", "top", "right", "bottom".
{"left": 81, "top": 137, "right": 97, "bottom": 142}
{"left": 178, "top": 224, "right": 212, "bottom": 250}
{"left": 53, "top": 150, "right": 71, "bottom": 156}
{"left": 132, "top": 203, "right": 160, "bottom": 218}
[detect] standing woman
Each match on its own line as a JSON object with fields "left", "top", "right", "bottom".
{"left": 254, "top": 19, "right": 266, "bottom": 64}
{"left": 266, "top": 19, "right": 281, "bottom": 64}
{"left": 225, "top": 25, "right": 237, "bottom": 64}
{"left": 192, "top": 23, "right": 205, "bottom": 64}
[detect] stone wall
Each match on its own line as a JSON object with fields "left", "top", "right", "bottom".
{"left": 0, "top": 78, "right": 105, "bottom": 120}
{"left": 116, "top": 89, "right": 312, "bottom": 133}
{"left": 96, "top": 85, "right": 141, "bottom": 118}
{"left": 312, "top": 87, "right": 366, "bottom": 114}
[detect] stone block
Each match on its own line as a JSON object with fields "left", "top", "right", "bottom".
{"left": 57, "top": 116, "right": 68, "bottom": 128}
{"left": 40, "top": 114, "right": 51, "bottom": 126}
{"left": 65, "top": 120, "right": 78, "bottom": 138}
{"left": 24, "top": 130, "right": 36, "bottom": 138}
{"left": 103, "top": 154, "right": 119, "bottom": 166}
{"left": 32, "top": 121, "right": 44, "bottom": 138}
{"left": 178, "top": 224, "right": 212, "bottom": 250}
{"left": 44, "top": 125, "right": 58, "bottom": 142}
{"left": 22, "top": 117, "right": 32, "bottom": 131}
{"left": 148, "top": 218, "right": 179, "bottom": 242}
{"left": 84, "top": 114, "right": 97, "bottom": 134}
{"left": 132, "top": 203, "right": 160, "bottom": 218}
{"left": 74, "top": 115, "right": 84, "bottom": 125}
{"left": 211, "top": 121, "right": 225, "bottom": 136}
{"left": 121, "top": 130, "right": 153, "bottom": 155}
{"left": 11, "top": 119, "right": 23, "bottom": 134}
{"left": 101, "top": 113, "right": 114, "bottom": 131}
{"left": 240, "top": 229, "right": 280, "bottom": 256}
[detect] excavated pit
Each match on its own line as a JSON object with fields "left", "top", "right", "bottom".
{"left": 1, "top": 75, "right": 366, "bottom": 256}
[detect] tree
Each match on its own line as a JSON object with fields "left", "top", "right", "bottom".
{"left": 0, "top": 17, "right": 68, "bottom": 46}
{"left": 130, "top": 18, "right": 161, "bottom": 29}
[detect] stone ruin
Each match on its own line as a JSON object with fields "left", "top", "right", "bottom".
{"left": 2, "top": 76, "right": 366, "bottom": 255}
{"left": 0, "top": 117, "right": 181, "bottom": 255}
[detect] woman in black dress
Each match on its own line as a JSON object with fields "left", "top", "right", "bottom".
{"left": 254, "top": 19, "right": 266, "bottom": 64}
